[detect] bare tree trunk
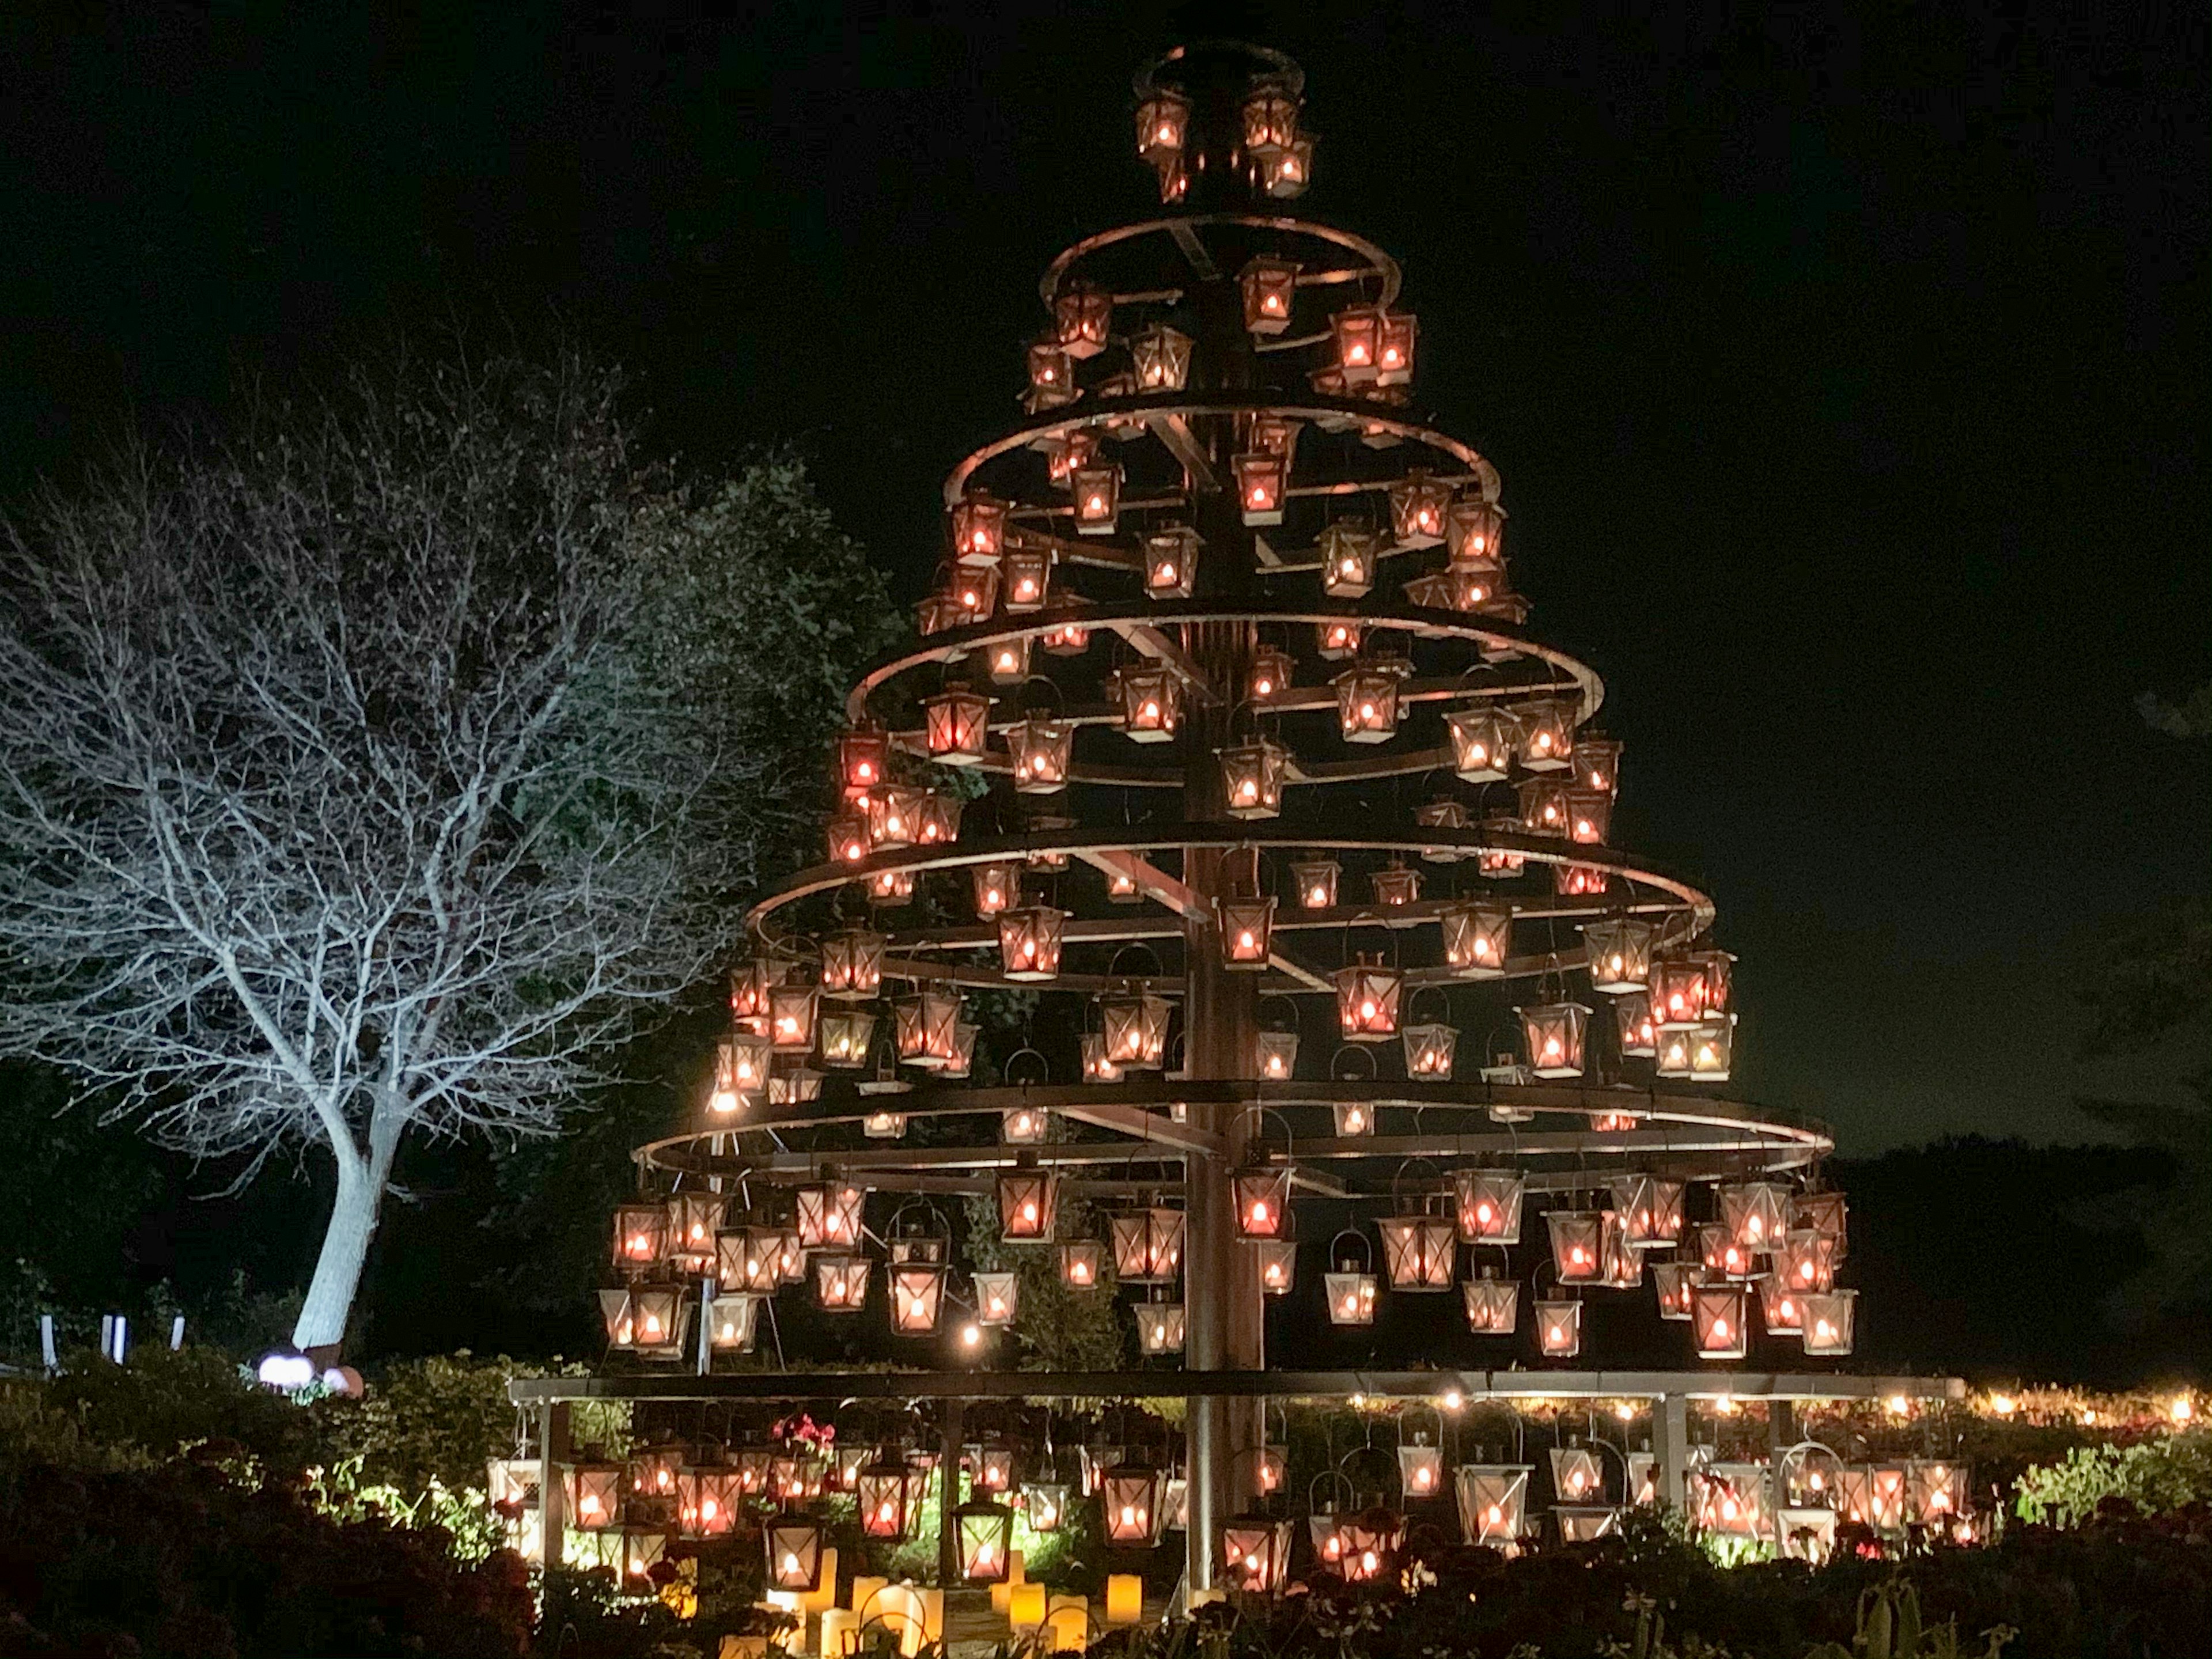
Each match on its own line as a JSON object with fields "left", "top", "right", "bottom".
{"left": 290, "top": 1118, "right": 402, "bottom": 1357}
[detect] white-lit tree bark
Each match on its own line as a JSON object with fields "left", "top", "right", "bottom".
{"left": 0, "top": 357, "right": 886, "bottom": 1351}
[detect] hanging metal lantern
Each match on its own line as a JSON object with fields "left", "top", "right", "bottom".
{"left": 1755, "top": 1271, "right": 1805, "bottom": 1336}
{"left": 1414, "top": 798, "right": 1469, "bottom": 861}
{"left": 1002, "top": 554, "right": 1052, "bottom": 622}
{"left": 1446, "top": 495, "right": 1508, "bottom": 568}
{"left": 861, "top": 1109, "right": 908, "bottom": 1139}
{"left": 1334, "top": 664, "right": 1402, "bottom": 743}
{"left": 948, "top": 563, "right": 1001, "bottom": 622}
{"left": 1233, "top": 1166, "right": 1293, "bottom": 1240}
{"left": 954, "top": 1499, "right": 1017, "bottom": 1582}
{"left": 1690, "top": 1014, "right": 1735, "bottom": 1080}
{"left": 1102, "top": 1464, "right": 1165, "bottom": 1546}
{"left": 1514, "top": 698, "right": 1574, "bottom": 771}
{"left": 1134, "top": 1301, "right": 1186, "bottom": 1355}
{"left": 1324, "top": 1267, "right": 1379, "bottom": 1327}
{"left": 767, "top": 984, "right": 819, "bottom": 1053}
{"left": 940, "top": 1020, "right": 980, "bottom": 1082}
{"left": 984, "top": 634, "right": 1031, "bottom": 686}
{"left": 1103, "top": 866, "right": 1143, "bottom": 904}
{"left": 1624, "top": 1453, "right": 1659, "bottom": 1507}
{"left": 1081, "top": 1032, "right": 1127, "bottom": 1084}
{"left": 1111, "top": 1207, "right": 1185, "bottom": 1283}
{"left": 765, "top": 1512, "right": 826, "bottom": 1592}
{"left": 1239, "top": 254, "right": 1300, "bottom": 334}
{"left": 839, "top": 729, "right": 892, "bottom": 799}
{"left": 1217, "top": 739, "right": 1287, "bottom": 819}
{"left": 893, "top": 990, "right": 963, "bottom": 1069}
{"left": 819, "top": 1009, "right": 876, "bottom": 1070}
{"left": 1134, "top": 90, "right": 1190, "bottom": 160}
{"left": 1335, "top": 957, "right": 1403, "bottom": 1041}
{"left": 993, "top": 1105, "right": 1047, "bottom": 1147}
{"left": 1652, "top": 1260, "right": 1699, "bottom": 1321}
{"left": 631, "top": 1285, "right": 687, "bottom": 1354}
{"left": 973, "top": 1269, "right": 1020, "bottom": 1326}
{"left": 1220, "top": 1516, "right": 1295, "bottom": 1593}
{"left": 1476, "top": 815, "right": 1527, "bottom": 878}
{"left": 1456, "top": 1465, "right": 1531, "bottom": 1544}
{"left": 1691, "top": 1282, "right": 1748, "bottom": 1359}
{"left": 1613, "top": 992, "right": 1658, "bottom": 1058}
{"left": 597, "top": 1287, "right": 638, "bottom": 1347}
{"left": 1025, "top": 1479, "right": 1071, "bottom": 1535}
{"left": 1119, "top": 665, "right": 1182, "bottom": 741}
{"left": 1462, "top": 1270, "right": 1519, "bottom": 1335}
{"left": 825, "top": 809, "right": 871, "bottom": 867}
{"left": 813, "top": 1253, "right": 870, "bottom": 1314}
{"left": 1333, "top": 1098, "right": 1374, "bottom": 1136}
{"left": 1718, "top": 1181, "right": 1790, "bottom": 1253}
{"left": 1027, "top": 339, "right": 1077, "bottom": 407}
{"left": 1440, "top": 900, "right": 1513, "bottom": 979}
{"left": 1581, "top": 918, "right": 1654, "bottom": 994}
{"left": 819, "top": 929, "right": 887, "bottom": 1001}
{"left": 1130, "top": 322, "right": 1193, "bottom": 392}
{"left": 1518, "top": 777, "right": 1571, "bottom": 838}
{"left": 611, "top": 1203, "right": 666, "bottom": 1272}
{"left": 563, "top": 1461, "right": 623, "bottom": 1532}
{"left": 950, "top": 490, "right": 1009, "bottom": 566}
{"left": 1291, "top": 856, "right": 1340, "bottom": 910}
{"left": 1370, "top": 859, "right": 1422, "bottom": 912}
{"left": 996, "top": 1162, "right": 1060, "bottom": 1243}
{"left": 1792, "top": 1191, "right": 1850, "bottom": 1256}
{"left": 868, "top": 867, "right": 916, "bottom": 908}
{"left": 1455, "top": 1169, "right": 1524, "bottom": 1244}
{"left": 1236, "top": 647, "right": 1293, "bottom": 704}
{"left": 858, "top": 1462, "right": 921, "bottom": 1540}
{"left": 707, "top": 1293, "right": 761, "bottom": 1353}
{"left": 1565, "top": 787, "right": 1612, "bottom": 846}
{"left": 1378, "top": 1210, "right": 1457, "bottom": 1290}
{"left": 1007, "top": 718, "right": 1073, "bottom": 794}
{"left": 1801, "top": 1289, "right": 1858, "bottom": 1355}
{"left": 1071, "top": 461, "right": 1123, "bottom": 537}
{"left": 706, "top": 1035, "right": 759, "bottom": 1116}
{"left": 1572, "top": 735, "right": 1621, "bottom": 798}
{"left": 1403, "top": 1021, "right": 1457, "bottom": 1080}
{"left": 1217, "top": 894, "right": 1278, "bottom": 968}
{"left": 1610, "top": 1174, "right": 1686, "bottom": 1249}
{"left": 1039, "top": 612, "right": 1091, "bottom": 654}
{"left": 1100, "top": 986, "right": 1173, "bottom": 1069}
{"left": 1059, "top": 1240, "right": 1104, "bottom": 1289}
{"left": 766, "top": 1065, "right": 824, "bottom": 1107}
{"left": 1650, "top": 957, "right": 1710, "bottom": 1029}
{"left": 1317, "top": 522, "right": 1380, "bottom": 597}
{"left": 923, "top": 687, "right": 993, "bottom": 766}
{"left": 1232, "top": 450, "right": 1287, "bottom": 526}
{"left": 666, "top": 1192, "right": 726, "bottom": 1267}
{"left": 714, "top": 1227, "right": 778, "bottom": 1294}
{"left": 676, "top": 1466, "right": 745, "bottom": 1537}
{"left": 1255, "top": 1028, "right": 1300, "bottom": 1081}
{"left": 1331, "top": 304, "right": 1383, "bottom": 382}
{"left": 969, "top": 1441, "right": 1017, "bottom": 1495}
{"left": 1385, "top": 474, "right": 1452, "bottom": 547}
{"left": 1551, "top": 1445, "right": 1603, "bottom": 1505}
{"left": 793, "top": 1180, "right": 865, "bottom": 1251}
{"left": 997, "top": 904, "right": 1067, "bottom": 981}
{"left": 1520, "top": 1002, "right": 1590, "bottom": 1078}
{"left": 1697, "top": 1222, "right": 1755, "bottom": 1281}
{"left": 1252, "top": 1238, "right": 1297, "bottom": 1297}
{"left": 1374, "top": 312, "right": 1418, "bottom": 384}
{"left": 1312, "top": 619, "right": 1360, "bottom": 665}
{"left": 1547, "top": 1210, "right": 1605, "bottom": 1283}
{"left": 1053, "top": 281, "right": 1112, "bottom": 359}
{"left": 960, "top": 862, "right": 1018, "bottom": 923}
{"left": 1257, "top": 134, "right": 1313, "bottom": 198}
{"left": 1772, "top": 1230, "right": 1837, "bottom": 1299}
{"left": 1535, "top": 1298, "right": 1583, "bottom": 1358}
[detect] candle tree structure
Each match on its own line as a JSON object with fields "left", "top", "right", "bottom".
{"left": 566, "top": 41, "right": 1870, "bottom": 1595}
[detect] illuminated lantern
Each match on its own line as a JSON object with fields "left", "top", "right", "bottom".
{"left": 1572, "top": 736, "right": 1620, "bottom": 798}
{"left": 565, "top": 1461, "right": 623, "bottom": 1532}
{"left": 1519, "top": 778, "right": 1570, "bottom": 838}
{"left": 1547, "top": 1210, "right": 1604, "bottom": 1283}
{"left": 825, "top": 811, "right": 871, "bottom": 865}
{"left": 1649, "top": 959, "right": 1709, "bottom": 1030}
{"left": 970, "top": 1442, "right": 1017, "bottom": 1495}
{"left": 1403, "top": 1021, "right": 1457, "bottom": 1080}
{"left": 1255, "top": 1028, "right": 1299, "bottom": 1081}
{"left": 1652, "top": 1260, "right": 1698, "bottom": 1320}
{"left": 1378, "top": 1211, "right": 1457, "bottom": 1290}
{"left": 1792, "top": 1190, "right": 1849, "bottom": 1256}
{"left": 612, "top": 1202, "right": 666, "bottom": 1271}
{"left": 923, "top": 687, "right": 993, "bottom": 766}
{"left": 1136, "top": 526, "right": 1200, "bottom": 602}
{"left": 997, "top": 905, "right": 1067, "bottom": 982}
{"left": 1000, "top": 1105, "right": 1050, "bottom": 1146}
{"left": 1233, "top": 1166, "right": 1292, "bottom": 1240}
{"left": 1372, "top": 312, "right": 1418, "bottom": 385}
{"left": 1456, "top": 1465, "right": 1531, "bottom": 1544}
{"left": 1690, "top": 1014, "right": 1734, "bottom": 1080}
{"left": 1101, "top": 986, "right": 1172, "bottom": 1069}
{"left": 1058, "top": 1240, "right": 1104, "bottom": 1289}
{"left": 1551, "top": 1446, "right": 1603, "bottom": 1504}
{"left": 1317, "top": 522, "right": 1379, "bottom": 597}
{"left": 814, "top": 1253, "right": 870, "bottom": 1313}
{"left": 1218, "top": 894, "right": 1278, "bottom": 967}
{"left": 1027, "top": 339, "right": 1077, "bottom": 406}
{"left": 1386, "top": 474, "right": 1452, "bottom": 547}
{"left": 1694, "top": 1465, "right": 1769, "bottom": 1538}
{"left": 974, "top": 1270, "right": 1019, "bottom": 1327}
{"left": 893, "top": 991, "right": 963, "bottom": 1069}
{"left": 632, "top": 1285, "right": 685, "bottom": 1354}
{"left": 767, "top": 1065, "right": 824, "bottom": 1106}
{"left": 1755, "top": 1271, "right": 1804, "bottom": 1336}
{"left": 709, "top": 1034, "right": 767, "bottom": 1115}
{"left": 918, "top": 592, "right": 964, "bottom": 636}
{"left": 1025, "top": 1480, "right": 1071, "bottom": 1534}
{"left": 1455, "top": 1169, "right": 1525, "bottom": 1244}
{"left": 1514, "top": 698, "right": 1574, "bottom": 771}
{"left": 1476, "top": 815, "right": 1527, "bottom": 878}
{"left": 1717, "top": 1181, "right": 1790, "bottom": 1253}
{"left": 984, "top": 634, "right": 1031, "bottom": 686}
{"left": 819, "top": 1009, "right": 876, "bottom": 1069}
{"left": 1001, "top": 548, "right": 1052, "bottom": 613}
{"left": 1080, "top": 1032, "right": 1128, "bottom": 1086}
{"left": 1104, "top": 866, "right": 1143, "bottom": 903}
{"left": 1332, "top": 305, "right": 1382, "bottom": 382}
{"left": 1462, "top": 1270, "right": 1519, "bottom": 1334}
{"left": 1134, "top": 1301, "right": 1186, "bottom": 1355}
{"left": 964, "top": 862, "right": 1021, "bottom": 921}
{"left": 868, "top": 785, "right": 926, "bottom": 852}
{"left": 1656, "top": 1021, "right": 1695, "bottom": 1076}
{"left": 1335, "top": 1510, "right": 1404, "bottom": 1582}
{"left": 1333, "top": 1099, "right": 1374, "bottom": 1136}
{"left": 1535, "top": 1298, "right": 1584, "bottom": 1357}
{"left": 1336, "top": 958, "right": 1403, "bottom": 1040}
{"left": 1582, "top": 919, "right": 1653, "bottom": 993}
{"left": 1251, "top": 1445, "right": 1289, "bottom": 1500}
{"left": 949, "top": 560, "right": 1001, "bottom": 622}
{"left": 1610, "top": 1174, "right": 1685, "bottom": 1249}
{"left": 1103, "top": 1465, "right": 1165, "bottom": 1546}
{"left": 1370, "top": 859, "right": 1422, "bottom": 912}
{"left": 820, "top": 929, "right": 887, "bottom": 1001}
{"left": 1239, "top": 255, "right": 1300, "bottom": 334}
{"left": 1697, "top": 1222, "right": 1754, "bottom": 1282}
{"left": 1442, "top": 900, "right": 1514, "bottom": 978}
{"left": 1135, "top": 89, "right": 1190, "bottom": 161}
{"left": 1242, "top": 81, "right": 1300, "bottom": 149}
{"left": 1291, "top": 856, "right": 1340, "bottom": 909}
{"left": 1800, "top": 1290, "right": 1857, "bottom": 1356}
{"left": 1228, "top": 450, "right": 1287, "bottom": 528}
{"left": 1119, "top": 665, "right": 1182, "bottom": 740}
{"left": 858, "top": 1462, "right": 921, "bottom": 1540}
{"left": 766, "top": 1513, "right": 826, "bottom": 1592}
{"left": 1556, "top": 861, "right": 1608, "bottom": 899}
{"left": 715, "top": 1227, "right": 780, "bottom": 1294}
{"left": 1072, "top": 461, "right": 1123, "bottom": 535}
{"left": 1053, "top": 281, "right": 1112, "bottom": 359}
{"left": 866, "top": 865, "right": 916, "bottom": 907}
{"left": 707, "top": 1293, "right": 761, "bottom": 1352}
{"left": 956, "top": 1499, "right": 1017, "bottom": 1582}
{"left": 666, "top": 1192, "right": 726, "bottom": 1266}
{"left": 1446, "top": 496, "right": 1508, "bottom": 568}
{"left": 949, "top": 490, "right": 1009, "bottom": 566}
{"left": 1255, "top": 1239, "right": 1297, "bottom": 1296}
{"left": 995, "top": 1164, "right": 1060, "bottom": 1243}
{"left": 1614, "top": 992, "right": 1658, "bottom": 1057}
{"left": 1565, "top": 788, "right": 1611, "bottom": 846}
{"left": 1258, "top": 135, "right": 1313, "bottom": 198}
{"left": 1006, "top": 717, "right": 1072, "bottom": 794}
{"left": 1040, "top": 612, "right": 1091, "bottom": 654}
{"left": 1520, "top": 1002, "right": 1590, "bottom": 1078}
{"left": 1405, "top": 566, "right": 1507, "bottom": 612}
{"left": 598, "top": 1287, "right": 638, "bottom": 1347}
{"left": 1221, "top": 1516, "right": 1294, "bottom": 1593}
{"left": 1691, "top": 1282, "right": 1748, "bottom": 1359}
{"left": 839, "top": 731, "right": 891, "bottom": 801}
{"left": 1111, "top": 1207, "right": 1185, "bottom": 1283}
{"left": 1217, "top": 739, "right": 1287, "bottom": 819}
{"left": 1130, "top": 322, "right": 1193, "bottom": 392}
{"left": 677, "top": 1466, "right": 745, "bottom": 1537}
{"left": 1324, "top": 1269, "right": 1378, "bottom": 1327}
{"left": 733, "top": 1448, "right": 775, "bottom": 1494}
{"left": 1245, "top": 645, "right": 1295, "bottom": 700}
{"left": 1335, "top": 664, "right": 1401, "bottom": 743}
{"left": 1626, "top": 1454, "right": 1658, "bottom": 1507}
{"left": 1316, "top": 618, "right": 1362, "bottom": 659}
{"left": 794, "top": 1180, "right": 865, "bottom": 1251}
{"left": 861, "top": 1109, "right": 907, "bottom": 1138}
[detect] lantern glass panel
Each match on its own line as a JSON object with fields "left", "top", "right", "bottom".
{"left": 1217, "top": 740, "right": 1286, "bottom": 819}
{"left": 997, "top": 906, "right": 1067, "bottom": 981}
{"left": 1255, "top": 1238, "right": 1297, "bottom": 1296}
{"left": 1456, "top": 1466, "right": 1531, "bottom": 1544}
{"left": 1325, "top": 1270, "right": 1379, "bottom": 1325}
{"left": 1255, "top": 1028, "right": 1300, "bottom": 1081}
{"left": 820, "top": 929, "right": 887, "bottom": 1001}
{"left": 1333, "top": 306, "right": 1382, "bottom": 381}
{"left": 666, "top": 1192, "right": 727, "bottom": 1263}
{"left": 630, "top": 1286, "right": 685, "bottom": 1353}
{"left": 1583, "top": 919, "right": 1654, "bottom": 993}
{"left": 1334, "top": 666, "right": 1402, "bottom": 743}
{"left": 1335, "top": 960, "right": 1403, "bottom": 1041}
{"left": 1651, "top": 1260, "right": 1699, "bottom": 1320}
{"left": 1691, "top": 1282, "right": 1749, "bottom": 1359}
{"left": 1120, "top": 667, "right": 1181, "bottom": 740}
{"left": 1222, "top": 1517, "right": 1294, "bottom": 1592}
{"left": 1690, "top": 1014, "right": 1735, "bottom": 1080}
{"left": 1000, "top": 1105, "right": 1050, "bottom": 1146}
{"left": 1058, "top": 1240, "right": 1104, "bottom": 1289}
{"left": 1520, "top": 1002, "right": 1590, "bottom": 1078}
{"left": 1755, "top": 1272, "right": 1806, "bottom": 1335}
{"left": 1218, "top": 894, "right": 1278, "bottom": 967}
{"left": 1455, "top": 1169, "right": 1525, "bottom": 1244}
{"left": 1777, "top": 1228, "right": 1838, "bottom": 1293}
{"left": 1376, "top": 312, "right": 1418, "bottom": 384}
{"left": 995, "top": 1168, "right": 1060, "bottom": 1243}
{"left": 1001, "top": 551, "right": 1053, "bottom": 615}
{"left": 1443, "top": 901, "right": 1514, "bottom": 978}
{"left": 1462, "top": 1272, "right": 1519, "bottom": 1334}
{"left": 858, "top": 1464, "right": 917, "bottom": 1540}
{"left": 1134, "top": 1301, "right": 1186, "bottom": 1354}
{"left": 1333, "top": 1098, "right": 1374, "bottom": 1136}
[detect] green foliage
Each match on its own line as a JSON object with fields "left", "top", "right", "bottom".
{"left": 2013, "top": 1427, "right": 2212, "bottom": 1527}
{"left": 39, "top": 1341, "right": 333, "bottom": 1477}
{"left": 1800, "top": 1580, "right": 2016, "bottom": 1659}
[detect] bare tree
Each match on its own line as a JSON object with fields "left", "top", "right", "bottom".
{"left": 0, "top": 355, "right": 885, "bottom": 1352}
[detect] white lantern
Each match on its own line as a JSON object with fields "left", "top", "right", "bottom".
{"left": 1134, "top": 1302, "right": 1186, "bottom": 1355}
{"left": 1442, "top": 901, "right": 1513, "bottom": 978}
{"left": 1462, "top": 1271, "right": 1518, "bottom": 1335}
{"left": 1334, "top": 664, "right": 1401, "bottom": 743}
{"left": 1318, "top": 522, "right": 1379, "bottom": 597}
{"left": 1582, "top": 919, "right": 1654, "bottom": 993}
{"left": 1335, "top": 959, "right": 1403, "bottom": 1041}
{"left": 1455, "top": 1169, "right": 1524, "bottom": 1244}
{"left": 1519, "top": 1002, "right": 1590, "bottom": 1078}
{"left": 1535, "top": 1298, "right": 1583, "bottom": 1358}
{"left": 1446, "top": 496, "right": 1508, "bottom": 568}
{"left": 997, "top": 905, "right": 1067, "bottom": 982}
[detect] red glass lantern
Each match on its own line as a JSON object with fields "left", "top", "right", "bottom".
{"left": 1520, "top": 1002, "right": 1589, "bottom": 1078}
{"left": 1462, "top": 1269, "right": 1519, "bottom": 1334}
{"left": 1691, "top": 1282, "right": 1748, "bottom": 1359}
{"left": 1446, "top": 496, "right": 1508, "bottom": 568}
{"left": 997, "top": 905, "right": 1067, "bottom": 982}
{"left": 1455, "top": 1168, "right": 1524, "bottom": 1244}
{"left": 1334, "top": 665, "right": 1400, "bottom": 743}
{"left": 1535, "top": 1298, "right": 1583, "bottom": 1358}
{"left": 1239, "top": 255, "right": 1300, "bottom": 334}
{"left": 1072, "top": 461, "right": 1123, "bottom": 535}
{"left": 1442, "top": 900, "right": 1513, "bottom": 978}
{"left": 1387, "top": 474, "right": 1452, "bottom": 547}
{"left": 1233, "top": 1166, "right": 1292, "bottom": 1240}
{"left": 1291, "top": 856, "right": 1340, "bottom": 910}
{"left": 1335, "top": 957, "right": 1403, "bottom": 1041}
{"left": 923, "top": 687, "right": 992, "bottom": 766}
{"left": 1053, "top": 281, "right": 1112, "bottom": 359}
{"left": 1217, "top": 894, "right": 1277, "bottom": 967}
{"left": 1119, "top": 665, "right": 1182, "bottom": 741}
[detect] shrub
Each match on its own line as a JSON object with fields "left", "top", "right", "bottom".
{"left": 2013, "top": 1427, "right": 2212, "bottom": 1527}
{"left": 37, "top": 1342, "right": 334, "bottom": 1478}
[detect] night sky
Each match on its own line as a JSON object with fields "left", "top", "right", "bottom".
{"left": 2, "top": 2, "right": 2203, "bottom": 1152}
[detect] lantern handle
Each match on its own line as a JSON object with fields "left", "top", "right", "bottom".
{"left": 1336, "top": 1440, "right": 1400, "bottom": 1505}
{"left": 1404, "top": 981, "right": 1452, "bottom": 1028}
{"left": 1388, "top": 1156, "right": 1445, "bottom": 1210}
{"left": 1306, "top": 1467, "right": 1355, "bottom": 1514}
{"left": 1016, "top": 672, "right": 1066, "bottom": 719}
{"left": 1238, "top": 1103, "right": 1294, "bottom": 1162}
{"left": 1106, "top": 941, "right": 1166, "bottom": 982}
{"left": 1327, "top": 1226, "right": 1373, "bottom": 1272}
{"left": 1258, "top": 991, "right": 1302, "bottom": 1032}
{"left": 1002, "top": 1046, "right": 1051, "bottom": 1088}
{"left": 1329, "top": 1043, "right": 1377, "bottom": 1082}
